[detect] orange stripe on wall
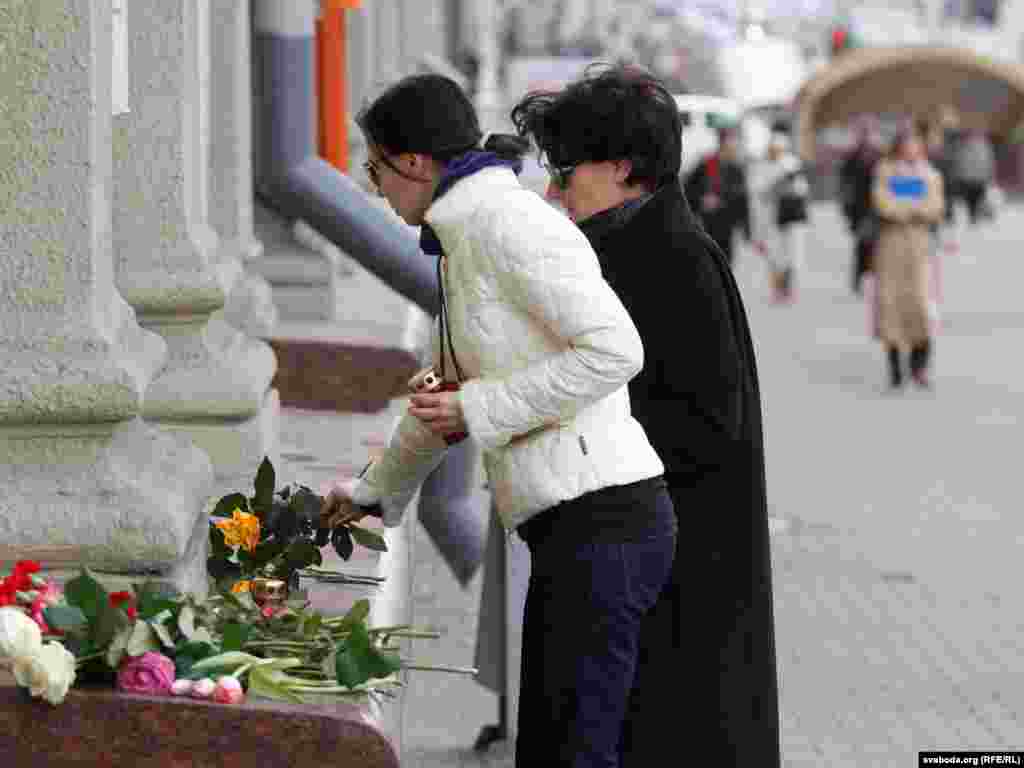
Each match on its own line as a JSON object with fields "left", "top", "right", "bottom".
{"left": 317, "top": 6, "right": 348, "bottom": 172}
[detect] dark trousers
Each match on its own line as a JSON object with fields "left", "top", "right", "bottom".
{"left": 515, "top": 490, "right": 676, "bottom": 767}
{"left": 961, "top": 180, "right": 987, "bottom": 224}
{"left": 853, "top": 235, "right": 874, "bottom": 293}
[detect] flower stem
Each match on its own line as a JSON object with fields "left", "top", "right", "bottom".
{"left": 75, "top": 652, "right": 105, "bottom": 666}
{"left": 400, "top": 662, "right": 478, "bottom": 675}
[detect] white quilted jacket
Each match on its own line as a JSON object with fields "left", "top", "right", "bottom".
{"left": 352, "top": 167, "right": 664, "bottom": 530}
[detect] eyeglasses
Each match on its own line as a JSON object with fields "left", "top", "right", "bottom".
{"left": 363, "top": 152, "right": 431, "bottom": 188}
{"left": 542, "top": 160, "right": 580, "bottom": 190}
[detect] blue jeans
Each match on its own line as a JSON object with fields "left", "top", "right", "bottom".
{"left": 515, "top": 489, "right": 676, "bottom": 767}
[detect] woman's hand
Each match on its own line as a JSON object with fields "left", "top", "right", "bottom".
{"left": 408, "top": 390, "right": 467, "bottom": 438}
{"left": 319, "top": 479, "right": 367, "bottom": 528}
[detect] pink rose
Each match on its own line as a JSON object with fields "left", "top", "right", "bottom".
{"left": 116, "top": 651, "right": 176, "bottom": 695}
{"left": 212, "top": 676, "right": 244, "bottom": 705}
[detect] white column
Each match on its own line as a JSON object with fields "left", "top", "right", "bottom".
{"left": 114, "top": 0, "right": 279, "bottom": 498}
{"left": 0, "top": 0, "right": 213, "bottom": 593}
{"left": 209, "top": 0, "right": 279, "bottom": 341}
{"left": 474, "top": 0, "right": 506, "bottom": 132}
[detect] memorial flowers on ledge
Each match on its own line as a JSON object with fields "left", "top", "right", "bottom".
{"left": 0, "top": 562, "right": 473, "bottom": 709}
{"left": 208, "top": 457, "right": 387, "bottom": 595}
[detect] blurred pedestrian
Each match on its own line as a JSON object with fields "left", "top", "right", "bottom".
{"left": 871, "top": 125, "right": 945, "bottom": 390}
{"left": 952, "top": 128, "right": 996, "bottom": 226}
{"left": 321, "top": 72, "right": 676, "bottom": 768}
{"left": 515, "top": 63, "right": 780, "bottom": 767}
{"left": 683, "top": 119, "right": 753, "bottom": 267}
{"left": 839, "top": 116, "right": 883, "bottom": 295}
{"left": 751, "top": 131, "right": 811, "bottom": 303}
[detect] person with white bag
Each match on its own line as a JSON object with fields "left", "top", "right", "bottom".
{"left": 751, "top": 133, "right": 811, "bottom": 303}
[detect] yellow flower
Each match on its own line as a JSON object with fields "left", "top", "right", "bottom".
{"left": 230, "top": 580, "right": 251, "bottom": 594}
{"left": 215, "top": 509, "right": 261, "bottom": 554}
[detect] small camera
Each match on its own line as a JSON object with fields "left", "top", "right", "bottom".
{"left": 409, "top": 367, "right": 467, "bottom": 445}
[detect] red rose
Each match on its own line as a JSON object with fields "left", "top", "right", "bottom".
{"left": 109, "top": 591, "right": 137, "bottom": 619}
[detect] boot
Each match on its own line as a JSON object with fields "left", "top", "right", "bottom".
{"left": 910, "top": 341, "right": 932, "bottom": 389}
{"left": 887, "top": 346, "right": 903, "bottom": 391}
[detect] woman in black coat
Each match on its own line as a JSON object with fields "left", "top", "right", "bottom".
{"left": 513, "top": 64, "right": 780, "bottom": 766}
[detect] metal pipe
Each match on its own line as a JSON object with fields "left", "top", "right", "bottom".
{"left": 253, "top": 0, "right": 438, "bottom": 314}
{"left": 253, "top": 1, "right": 480, "bottom": 588}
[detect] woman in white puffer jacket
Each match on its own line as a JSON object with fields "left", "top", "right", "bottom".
{"left": 320, "top": 74, "right": 675, "bottom": 767}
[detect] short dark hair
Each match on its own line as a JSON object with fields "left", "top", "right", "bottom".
{"left": 357, "top": 74, "right": 528, "bottom": 164}
{"left": 509, "top": 63, "right": 682, "bottom": 189}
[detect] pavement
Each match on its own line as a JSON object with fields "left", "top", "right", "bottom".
{"left": 275, "top": 198, "right": 1024, "bottom": 767}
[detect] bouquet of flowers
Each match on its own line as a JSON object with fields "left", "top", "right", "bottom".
{"left": 0, "top": 561, "right": 472, "bottom": 707}
{"left": 208, "top": 457, "right": 387, "bottom": 594}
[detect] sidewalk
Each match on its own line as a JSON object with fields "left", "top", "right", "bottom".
{"left": 272, "top": 201, "right": 1024, "bottom": 767}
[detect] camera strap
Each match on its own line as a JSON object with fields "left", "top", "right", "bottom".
{"left": 436, "top": 254, "right": 464, "bottom": 384}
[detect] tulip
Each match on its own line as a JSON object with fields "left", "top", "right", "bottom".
{"left": 190, "top": 678, "right": 216, "bottom": 699}
{"left": 212, "top": 676, "right": 245, "bottom": 704}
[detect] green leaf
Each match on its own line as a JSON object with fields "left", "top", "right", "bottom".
{"left": 212, "top": 492, "right": 250, "bottom": 520}
{"left": 331, "top": 526, "right": 354, "bottom": 561}
{"left": 301, "top": 613, "right": 323, "bottom": 640}
{"left": 132, "top": 581, "right": 180, "bottom": 621}
{"left": 290, "top": 488, "right": 323, "bottom": 525}
{"left": 253, "top": 456, "right": 276, "bottom": 516}
{"left": 348, "top": 525, "right": 388, "bottom": 553}
{"left": 93, "top": 594, "right": 131, "bottom": 650}
{"left": 125, "top": 620, "right": 161, "bottom": 657}
{"left": 247, "top": 666, "right": 304, "bottom": 704}
{"left": 190, "top": 651, "right": 262, "bottom": 674}
{"left": 191, "top": 627, "right": 216, "bottom": 646}
{"left": 105, "top": 624, "right": 133, "bottom": 668}
{"left": 337, "top": 598, "right": 371, "bottom": 632}
{"left": 220, "top": 621, "right": 251, "bottom": 653}
{"left": 63, "top": 568, "right": 108, "bottom": 622}
{"left": 177, "top": 604, "right": 197, "bottom": 641}
{"left": 285, "top": 540, "right": 323, "bottom": 572}
{"left": 334, "top": 623, "right": 402, "bottom": 688}
{"left": 150, "top": 617, "right": 175, "bottom": 649}
{"left": 173, "top": 640, "right": 216, "bottom": 678}
{"left": 43, "top": 604, "right": 88, "bottom": 632}
{"left": 209, "top": 525, "right": 232, "bottom": 559}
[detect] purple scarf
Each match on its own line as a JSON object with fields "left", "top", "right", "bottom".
{"left": 420, "top": 151, "right": 523, "bottom": 258}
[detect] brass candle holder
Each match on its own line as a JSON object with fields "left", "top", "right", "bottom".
{"left": 250, "top": 577, "right": 288, "bottom": 609}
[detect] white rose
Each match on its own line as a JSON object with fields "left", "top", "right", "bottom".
{"left": 13, "top": 641, "right": 77, "bottom": 705}
{"left": 0, "top": 607, "right": 42, "bottom": 659}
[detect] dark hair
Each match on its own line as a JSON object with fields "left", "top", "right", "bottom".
{"left": 509, "top": 63, "right": 682, "bottom": 189}
{"left": 356, "top": 74, "right": 529, "bottom": 164}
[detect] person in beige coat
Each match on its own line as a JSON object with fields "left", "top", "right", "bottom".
{"left": 872, "top": 126, "right": 945, "bottom": 390}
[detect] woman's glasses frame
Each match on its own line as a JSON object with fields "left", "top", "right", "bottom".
{"left": 542, "top": 159, "right": 580, "bottom": 191}
{"left": 363, "top": 152, "right": 431, "bottom": 188}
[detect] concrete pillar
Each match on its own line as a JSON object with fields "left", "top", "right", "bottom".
{"left": 0, "top": 0, "right": 214, "bottom": 593}
{"left": 210, "top": 0, "right": 279, "bottom": 341}
{"left": 114, "top": 0, "right": 279, "bottom": 498}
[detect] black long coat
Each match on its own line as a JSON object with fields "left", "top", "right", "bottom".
{"left": 581, "top": 181, "right": 780, "bottom": 766}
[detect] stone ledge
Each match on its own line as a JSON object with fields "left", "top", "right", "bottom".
{"left": 268, "top": 340, "right": 418, "bottom": 413}
{"left": 0, "top": 685, "right": 398, "bottom": 768}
